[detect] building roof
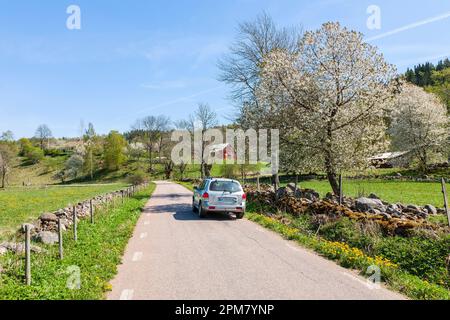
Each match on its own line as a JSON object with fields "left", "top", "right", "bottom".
{"left": 209, "top": 143, "right": 232, "bottom": 152}
{"left": 369, "top": 151, "right": 409, "bottom": 161}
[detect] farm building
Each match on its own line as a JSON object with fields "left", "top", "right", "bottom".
{"left": 369, "top": 151, "right": 410, "bottom": 168}
{"left": 207, "top": 143, "right": 236, "bottom": 162}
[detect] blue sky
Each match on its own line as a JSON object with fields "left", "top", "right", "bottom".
{"left": 0, "top": 0, "right": 449, "bottom": 138}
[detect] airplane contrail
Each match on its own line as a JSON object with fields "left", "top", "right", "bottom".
{"left": 136, "top": 85, "right": 224, "bottom": 115}
{"left": 366, "top": 11, "right": 450, "bottom": 42}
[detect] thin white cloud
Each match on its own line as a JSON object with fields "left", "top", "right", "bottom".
{"left": 136, "top": 85, "right": 224, "bottom": 115}
{"left": 140, "top": 80, "right": 187, "bottom": 90}
{"left": 366, "top": 11, "right": 450, "bottom": 42}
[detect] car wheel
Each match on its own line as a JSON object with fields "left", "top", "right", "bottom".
{"left": 236, "top": 212, "right": 245, "bottom": 219}
{"left": 198, "top": 203, "right": 207, "bottom": 218}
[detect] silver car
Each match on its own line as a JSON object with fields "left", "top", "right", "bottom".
{"left": 192, "top": 178, "right": 246, "bottom": 219}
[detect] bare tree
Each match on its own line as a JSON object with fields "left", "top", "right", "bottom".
{"left": 178, "top": 160, "right": 188, "bottom": 180}
{"left": 195, "top": 103, "right": 218, "bottom": 178}
{"left": 156, "top": 115, "right": 171, "bottom": 162}
{"left": 0, "top": 131, "right": 14, "bottom": 142}
{"left": 133, "top": 115, "right": 171, "bottom": 172}
{"left": 218, "top": 12, "right": 301, "bottom": 112}
{"left": 164, "top": 160, "right": 175, "bottom": 179}
{"left": 35, "top": 124, "right": 53, "bottom": 150}
{"left": 218, "top": 12, "right": 301, "bottom": 184}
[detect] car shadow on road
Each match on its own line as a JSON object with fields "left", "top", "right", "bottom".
{"left": 143, "top": 201, "right": 237, "bottom": 221}
{"left": 173, "top": 210, "right": 236, "bottom": 221}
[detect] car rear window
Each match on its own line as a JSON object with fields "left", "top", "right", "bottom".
{"left": 209, "top": 181, "right": 241, "bottom": 192}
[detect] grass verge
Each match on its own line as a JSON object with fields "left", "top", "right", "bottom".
{"left": 0, "top": 183, "right": 156, "bottom": 300}
{"left": 246, "top": 211, "right": 450, "bottom": 300}
{"left": 0, "top": 183, "right": 127, "bottom": 239}
{"left": 175, "top": 180, "right": 195, "bottom": 191}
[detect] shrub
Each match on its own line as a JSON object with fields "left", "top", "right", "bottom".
{"left": 127, "top": 171, "right": 146, "bottom": 186}
{"left": 26, "top": 147, "right": 44, "bottom": 164}
{"left": 44, "top": 148, "right": 66, "bottom": 157}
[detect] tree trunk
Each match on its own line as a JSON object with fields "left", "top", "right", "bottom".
{"left": 272, "top": 173, "right": 279, "bottom": 191}
{"left": 89, "top": 149, "right": 94, "bottom": 180}
{"left": 327, "top": 171, "right": 340, "bottom": 196}
{"left": 148, "top": 145, "right": 153, "bottom": 172}
{"left": 1, "top": 170, "right": 5, "bottom": 188}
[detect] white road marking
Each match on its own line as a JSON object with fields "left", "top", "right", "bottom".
{"left": 132, "top": 252, "right": 143, "bottom": 262}
{"left": 140, "top": 232, "right": 148, "bottom": 239}
{"left": 144, "top": 221, "right": 150, "bottom": 225}
{"left": 120, "top": 289, "right": 134, "bottom": 300}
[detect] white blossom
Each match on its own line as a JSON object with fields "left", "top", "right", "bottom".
{"left": 389, "top": 83, "right": 449, "bottom": 171}
{"left": 252, "top": 22, "right": 397, "bottom": 193}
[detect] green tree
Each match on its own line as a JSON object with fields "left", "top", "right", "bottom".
{"left": 18, "top": 138, "right": 33, "bottom": 156}
{"left": 104, "top": 131, "right": 127, "bottom": 171}
{"left": 27, "top": 147, "right": 44, "bottom": 164}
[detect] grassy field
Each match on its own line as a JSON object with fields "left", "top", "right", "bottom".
{"left": 293, "top": 179, "right": 450, "bottom": 208}
{"left": 0, "top": 184, "right": 156, "bottom": 300}
{"left": 178, "top": 176, "right": 450, "bottom": 208}
{"left": 0, "top": 184, "right": 127, "bottom": 239}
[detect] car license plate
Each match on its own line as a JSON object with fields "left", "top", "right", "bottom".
{"left": 218, "top": 197, "right": 236, "bottom": 204}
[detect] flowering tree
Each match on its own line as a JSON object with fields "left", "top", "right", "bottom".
{"left": 389, "top": 83, "right": 449, "bottom": 172}
{"left": 254, "top": 22, "right": 397, "bottom": 195}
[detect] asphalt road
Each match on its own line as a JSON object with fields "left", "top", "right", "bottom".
{"left": 108, "top": 181, "right": 405, "bottom": 300}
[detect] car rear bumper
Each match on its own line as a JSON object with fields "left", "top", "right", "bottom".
{"left": 202, "top": 204, "right": 246, "bottom": 213}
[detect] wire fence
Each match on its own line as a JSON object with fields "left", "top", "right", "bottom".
{"left": 20, "top": 182, "right": 149, "bottom": 286}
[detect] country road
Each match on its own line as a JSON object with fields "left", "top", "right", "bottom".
{"left": 108, "top": 181, "right": 405, "bottom": 300}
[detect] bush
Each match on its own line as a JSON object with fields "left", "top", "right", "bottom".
{"left": 127, "top": 171, "right": 146, "bottom": 185}
{"left": 44, "top": 149, "right": 66, "bottom": 157}
{"left": 26, "top": 147, "right": 44, "bottom": 164}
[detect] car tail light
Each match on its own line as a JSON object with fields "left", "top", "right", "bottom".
{"left": 209, "top": 206, "right": 216, "bottom": 210}
{"left": 202, "top": 192, "right": 209, "bottom": 199}
{"left": 242, "top": 193, "right": 247, "bottom": 200}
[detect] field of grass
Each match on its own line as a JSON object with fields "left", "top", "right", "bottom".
{"left": 294, "top": 179, "right": 450, "bottom": 208}
{"left": 0, "top": 184, "right": 127, "bottom": 239}
{"left": 177, "top": 176, "right": 450, "bottom": 208}
{"left": 0, "top": 184, "right": 156, "bottom": 300}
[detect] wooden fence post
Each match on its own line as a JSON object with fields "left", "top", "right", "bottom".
{"left": 442, "top": 178, "right": 450, "bottom": 227}
{"left": 257, "top": 175, "right": 260, "bottom": 192}
{"left": 90, "top": 199, "right": 94, "bottom": 224}
{"left": 339, "top": 174, "right": 343, "bottom": 206}
{"left": 121, "top": 190, "right": 124, "bottom": 204}
{"left": 58, "top": 218, "right": 63, "bottom": 260}
{"left": 25, "top": 224, "right": 31, "bottom": 286}
{"left": 73, "top": 206, "right": 78, "bottom": 242}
